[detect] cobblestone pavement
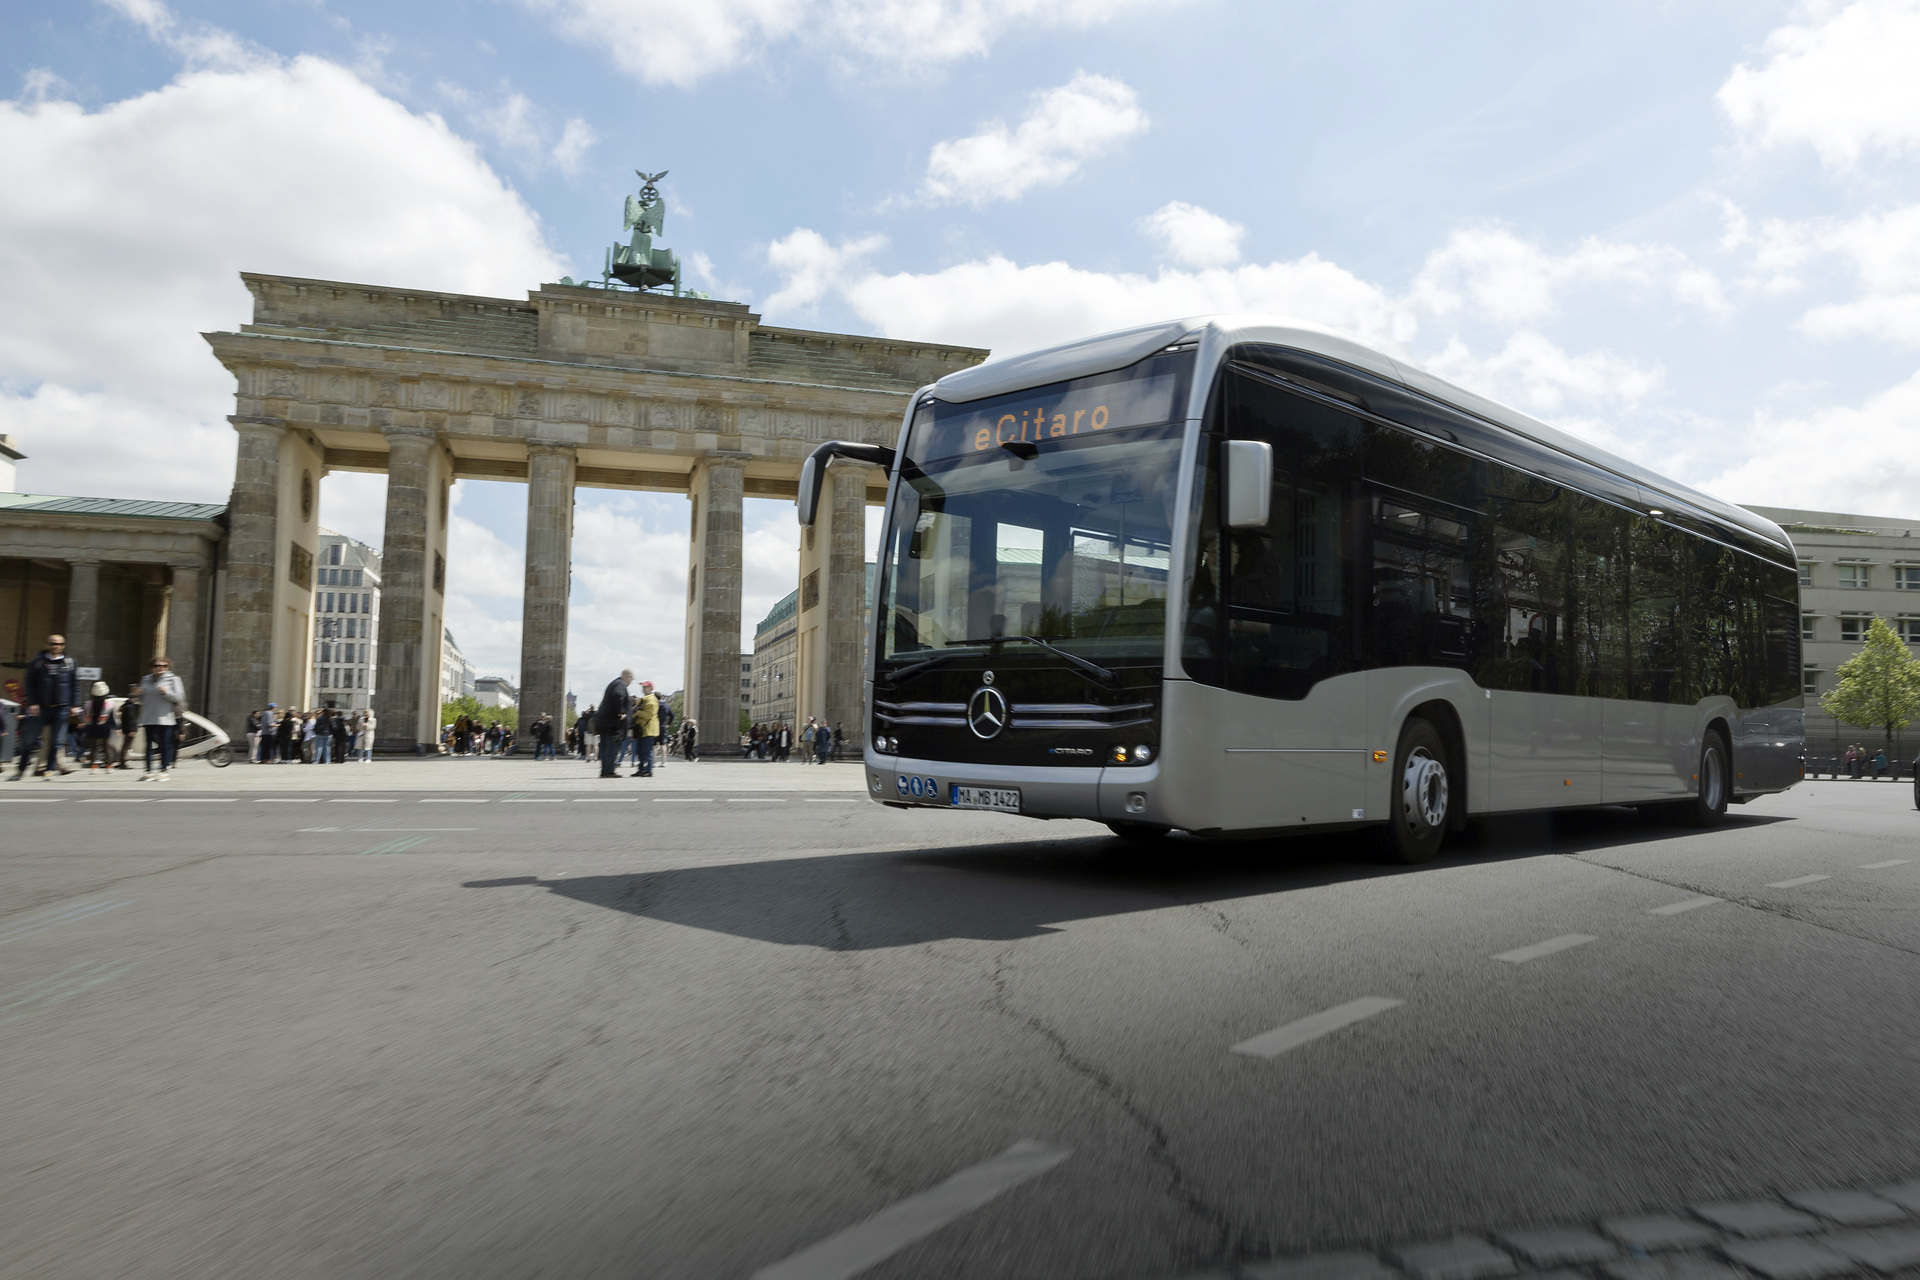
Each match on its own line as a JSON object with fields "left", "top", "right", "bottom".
{"left": 1160, "top": 1180, "right": 1920, "bottom": 1280}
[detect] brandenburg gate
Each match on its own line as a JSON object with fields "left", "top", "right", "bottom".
{"left": 203, "top": 180, "right": 985, "bottom": 751}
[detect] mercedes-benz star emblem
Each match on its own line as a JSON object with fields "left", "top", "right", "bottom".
{"left": 967, "top": 686, "right": 1008, "bottom": 739}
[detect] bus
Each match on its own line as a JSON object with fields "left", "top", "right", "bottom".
{"left": 798, "top": 317, "right": 1803, "bottom": 862}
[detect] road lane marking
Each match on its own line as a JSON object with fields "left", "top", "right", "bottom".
{"left": 359, "top": 836, "right": 431, "bottom": 856}
{"left": 0, "top": 959, "right": 138, "bottom": 1026}
{"left": 1861, "top": 859, "right": 1909, "bottom": 870}
{"left": 158, "top": 798, "right": 237, "bottom": 803}
{"left": 654, "top": 798, "right": 713, "bottom": 803}
{"left": 1767, "top": 874, "right": 1831, "bottom": 888}
{"left": 0, "top": 798, "right": 64, "bottom": 802}
{"left": 0, "top": 900, "right": 132, "bottom": 946}
{"left": 749, "top": 1140, "right": 1071, "bottom": 1280}
{"left": 1493, "top": 934, "right": 1597, "bottom": 964}
{"left": 1231, "top": 996, "right": 1404, "bottom": 1059}
{"left": 330, "top": 798, "right": 397, "bottom": 803}
{"left": 1649, "top": 896, "right": 1723, "bottom": 916}
{"left": 421, "top": 798, "right": 488, "bottom": 803}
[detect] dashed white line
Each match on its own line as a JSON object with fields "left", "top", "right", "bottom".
{"left": 0, "top": 798, "right": 63, "bottom": 803}
{"left": 158, "top": 798, "right": 237, "bottom": 803}
{"left": 1767, "top": 874, "right": 1831, "bottom": 889}
{"left": 1861, "top": 859, "right": 1909, "bottom": 870}
{"left": 1231, "top": 996, "right": 1404, "bottom": 1059}
{"left": 1493, "top": 934, "right": 1597, "bottom": 964}
{"left": 748, "top": 1140, "right": 1071, "bottom": 1280}
{"left": 330, "top": 799, "right": 397, "bottom": 804}
{"left": 654, "top": 798, "right": 713, "bottom": 803}
{"left": 255, "top": 798, "right": 319, "bottom": 803}
{"left": 1649, "top": 896, "right": 1723, "bottom": 916}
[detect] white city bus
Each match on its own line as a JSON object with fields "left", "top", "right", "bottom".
{"left": 798, "top": 317, "right": 1803, "bottom": 862}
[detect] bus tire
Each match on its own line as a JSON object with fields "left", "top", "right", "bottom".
{"left": 1106, "top": 821, "right": 1168, "bottom": 844}
{"left": 1677, "top": 729, "right": 1730, "bottom": 828}
{"left": 1376, "top": 717, "right": 1451, "bottom": 864}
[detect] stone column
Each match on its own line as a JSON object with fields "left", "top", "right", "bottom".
{"left": 166, "top": 562, "right": 203, "bottom": 702}
{"left": 65, "top": 559, "right": 101, "bottom": 675}
{"left": 214, "top": 417, "right": 285, "bottom": 733}
{"left": 372, "top": 427, "right": 438, "bottom": 752}
{"left": 519, "top": 441, "right": 576, "bottom": 736}
{"left": 823, "top": 463, "right": 869, "bottom": 752}
{"left": 685, "top": 455, "right": 745, "bottom": 739}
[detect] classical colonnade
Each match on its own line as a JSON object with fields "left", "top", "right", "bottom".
{"left": 206, "top": 273, "right": 984, "bottom": 752}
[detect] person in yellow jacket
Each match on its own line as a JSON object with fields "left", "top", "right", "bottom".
{"left": 631, "top": 680, "right": 661, "bottom": 777}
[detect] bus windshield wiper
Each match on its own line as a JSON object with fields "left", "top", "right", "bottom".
{"left": 989, "top": 634, "right": 1120, "bottom": 686}
{"left": 876, "top": 650, "right": 960, "bottom": 687}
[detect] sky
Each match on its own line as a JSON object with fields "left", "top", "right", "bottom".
{"left": 5, "top": 0, "right": 1920, "bottom": 698}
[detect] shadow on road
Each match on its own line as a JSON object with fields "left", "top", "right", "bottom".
{"left": 461, "top": 806, "right": 1788, "bottom": 951}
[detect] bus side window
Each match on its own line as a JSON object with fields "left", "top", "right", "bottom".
{"left": 1219, "top": 369, "right": 1359, "bottom": 700}
{"left": 1478, "top": 464, "right": 1567, "bottom": 694}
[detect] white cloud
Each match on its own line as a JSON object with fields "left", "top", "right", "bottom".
{"left": 920, "top": 72, "right": 1147, "bottom": 205}
{"left": 1725, "top": 203, "right": 1920, "bottom": 344}
{"left": 565, "top": 492, "right": 693, "bottom": 698}
{"left": 1136, "top": 201, "right": 1243, "bottom": 269}
{"left": 763, "top": 228, "right": 887, "bottom": 313}
{"left": 0, "top": 51, "right": 563, "bottom": 503}
{"left": 98, "top": 0, "right": 262, "bottom": 70}
{"left": 1719, "top": 0, "right": 1920, "bottom": 168}
{"left": 1419, "top": 333, "right": 1663, "bottom": 418}
{"left": 527, "top": 0, "right": 1174, "bottom": 88}
{"left": 1410, "top": 226, "right": 1725, "bottom": 324}
{"left": 1708, "top": 369, "right": 1920, "bottom": 515}
{"left": 441, "top": 83, "right": 597, "bottom": 176}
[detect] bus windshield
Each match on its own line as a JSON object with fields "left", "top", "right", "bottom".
{"left": 877, "top": 348, "right": 1194, "bottom": 665}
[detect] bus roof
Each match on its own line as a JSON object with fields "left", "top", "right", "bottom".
{"left": 928, "top": 314, "right": 1792, "bottom": 557}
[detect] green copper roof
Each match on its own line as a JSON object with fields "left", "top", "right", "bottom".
{"left": 0, "top": 492, "right": 227, "bottom": 521}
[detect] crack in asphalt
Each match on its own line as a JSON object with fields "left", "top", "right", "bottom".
{"left": 1569, "top": 853, "right": 1920, "bottom": 960}
{"left": 985, "top": 950, "right": 1237, "bottom": 1267}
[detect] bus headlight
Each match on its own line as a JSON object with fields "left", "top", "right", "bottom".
{"left": 1132, "top": 744, "right": 1153, "bottom": 763}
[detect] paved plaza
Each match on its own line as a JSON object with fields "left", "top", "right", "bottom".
{"left": 2, "top": 780, "right": 1917, "bottom": 1279}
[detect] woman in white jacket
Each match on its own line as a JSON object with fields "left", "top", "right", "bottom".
{"left": 356, "top": 710, "right": 377, "bottom": 762}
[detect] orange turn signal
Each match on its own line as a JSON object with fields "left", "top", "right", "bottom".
{"left": 1371, "top": 750, "right": 1388, "bottom": 763}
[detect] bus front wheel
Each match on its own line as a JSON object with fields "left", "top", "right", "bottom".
{"left": 1376, "top": 718, "right": 1451, "bottom": 864}
{"left": 1675, "top": 730, "right": 1730, "bottom": 828}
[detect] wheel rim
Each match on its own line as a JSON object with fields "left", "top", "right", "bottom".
{"left": 1702, "top": 745, "right": 1725, "bottom": 809}
{"left": 1401, "top": 748, "right": 1449, "bottom": 831}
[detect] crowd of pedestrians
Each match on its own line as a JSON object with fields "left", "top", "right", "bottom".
{"left": 441, "top": 714, "right": 514, "bottom": 756}
{"left": 738, "top": 718, "right": 843, "bottom": 763}
{"left": 4, "top": 634, "right": 195, "bottom": 781}
{"left": 245, "top": 705, "right": 376, "bottom": 764}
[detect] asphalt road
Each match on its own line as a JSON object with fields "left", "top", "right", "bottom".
{"left": 2, "top": 780, "right": 1917, "bottom": 1279}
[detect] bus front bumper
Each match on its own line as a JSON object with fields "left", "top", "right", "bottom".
{"left": 864, "top": 752, "right": 1162, "bottom": 823}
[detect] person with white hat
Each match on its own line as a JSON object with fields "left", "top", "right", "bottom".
{"left": 79, "top": 680, "right": 116, "bottom": 771}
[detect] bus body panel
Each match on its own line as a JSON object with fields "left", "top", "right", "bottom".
{"left": 1361, "top": 669, "right": 1492, "bottom": 818}
{"left": 1162, "top": 675, "right": 1368, "bottom": 831}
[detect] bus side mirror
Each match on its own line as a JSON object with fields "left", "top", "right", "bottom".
{"left": 797, "top": 441, "right": 897, "bottom": 526}
{"left": 1225, "top": 440, "right": 1272, "bottom": 529}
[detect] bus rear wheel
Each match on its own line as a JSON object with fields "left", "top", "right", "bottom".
{"left": 1375, "top": 718, "right": 1451, "bottom": 864}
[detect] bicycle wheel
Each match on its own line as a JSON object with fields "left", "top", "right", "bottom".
{"left": 207, "top": 744, "right": 233, "bottom": 768}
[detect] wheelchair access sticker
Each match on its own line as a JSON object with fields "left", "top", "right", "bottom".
{"left": 897, "top": 774, "right": 939, "bottom": 799}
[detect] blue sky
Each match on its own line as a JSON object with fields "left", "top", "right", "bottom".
{"left": 5, "top": 0, "right": 1920, "bottom": 698}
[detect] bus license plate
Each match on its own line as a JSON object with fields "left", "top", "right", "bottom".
{"left": 951, "top": 785, "right": 1020, "bottom": 813}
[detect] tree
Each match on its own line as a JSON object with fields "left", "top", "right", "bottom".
{"left": 1821, "top": 616, "right": 1920, "bottom": 749}
{"left": 439, "top": 693, "right": 517, "bottom": 731}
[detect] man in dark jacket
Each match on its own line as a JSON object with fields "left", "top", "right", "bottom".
{"left": 592, "top": 670, "right": 634, "bottom": 777}
{"left": 15, "top": 634, "right": 77, "bottom": 778}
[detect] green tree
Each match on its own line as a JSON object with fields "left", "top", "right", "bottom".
{"left": 1821, "top": 616, "right": 1920, "bottom": 750}
{"left": 439, "top": 694, "right": 518, "bottom": 732}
